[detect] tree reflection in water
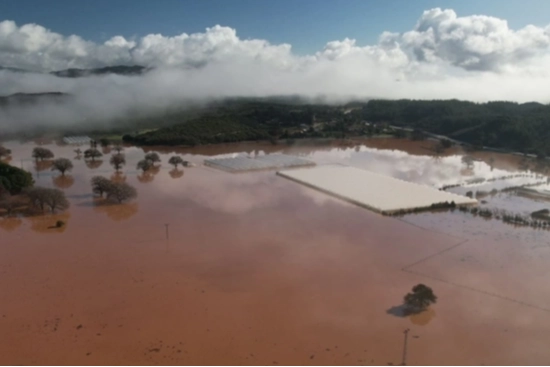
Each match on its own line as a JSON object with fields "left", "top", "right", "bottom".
{"left": 93, "top": 201, "right": 138, "bottom": 221}
{"left": 137, "top": 172, "right": 154, "bottom": 183}
{"left": 85, "top": 160, "right": 103, "bottom": 169}
{"left": 111, "top": 172, "right": 127, "bottom": 183}
{"left": 35, "top": 160, "right": 53, "bottom": 172}
{"left": 138, "top": 165, "right": 160, "bottom": 183}
{"left": 0, "top": 217, "right": 23, "bottom": 232}
{"left": 26, "top": 212, "right": 70, "bottom": 234}
{"left": 169, "top": 168, "right": 184, "bottom": 179}
{"left": 52, "top": 175, "right": 75, "bottom": 189}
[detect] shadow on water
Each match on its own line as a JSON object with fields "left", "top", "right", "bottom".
{"left": 386, "top": 305, "right": 409, "bottom": 318}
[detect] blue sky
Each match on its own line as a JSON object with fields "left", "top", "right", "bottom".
{"left": 1, "top": 0, "right": 550, "bottom": 54}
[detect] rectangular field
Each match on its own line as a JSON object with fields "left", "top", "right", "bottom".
{"left": 204, "top": 154, "right": 315, "bottom": 173}
{"left": 277, "top": 165, "right": 477, "bottom": 214}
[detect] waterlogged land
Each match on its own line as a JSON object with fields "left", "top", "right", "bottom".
{"left": 1, "top": 138, "right": 550, "bottom": 365}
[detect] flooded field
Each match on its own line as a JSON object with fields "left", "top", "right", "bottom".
{"left": 1, "top": 138, "right": 550, "bottom": 365}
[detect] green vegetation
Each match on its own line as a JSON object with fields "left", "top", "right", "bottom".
{"left": 0, "top": 161, "right": 34, "bottom": 194}
{"left": 403, "top": 284, "right": 437, "bottom": 314}
{"left": 120, "top": 99, "right": 550, "bottom": 155}
{"left": 363, "top": 99, "right": 550, "bottom": 155}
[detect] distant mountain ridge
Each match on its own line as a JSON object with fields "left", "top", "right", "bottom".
{"left": 50, "top": 65, "right": 150, "bottom": 78}
{"left": 0, "top": 65, "right": 150, "bottom": 77}
{"left": 0, "top": 92, "right": 71, "bottom": 106}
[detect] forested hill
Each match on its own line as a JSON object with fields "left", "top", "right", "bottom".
{"left": 123, "top": 99, "right": 550, "bottom": 156}
{"left": 363, "top": 100, "right": 550, "bottom": 154}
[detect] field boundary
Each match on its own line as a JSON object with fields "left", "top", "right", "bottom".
{"left": 398, "top": 218, "right": 550, "bottom": 313}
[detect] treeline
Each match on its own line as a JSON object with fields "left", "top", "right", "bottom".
{"left": 122, "top": 101, "right": 350, "bottom": 146}
{"left": 362, "top": 99, "right": 550, "bottom": 155}
{"left": 124, "top": 115, "right": 271, "bottom": 146}
{"left": 123, "top": 98, "right": 550, "bottom": 153}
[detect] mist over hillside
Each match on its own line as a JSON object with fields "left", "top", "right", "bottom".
{"left": 1, "top": 8, "right": 550, "bottom": 135}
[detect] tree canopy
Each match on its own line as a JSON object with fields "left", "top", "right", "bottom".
{"left": 403, "top": 284, "right": 437, "bottom": 313}
{"left": 32, "top": 147, "right": 54, "bottom": 161}
{"left": 0, "top": 161, "right": 34, "bottom": 194}
{"left": 144, "top": 152, "right": 161, "bottom": 163}
{"left": 84, "top": 148, "right": 103, "bottom": 161}
{"left": 110, "top": 154, "right": 126, "bottom": 171}
{"left": 51, "top": 158, "right": 73, "bottom": 176}
{"left": 168, "top": 155, "right": 184, "bottom": 168}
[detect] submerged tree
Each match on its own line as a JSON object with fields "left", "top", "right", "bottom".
{"left": 51, "top": 158, "right": 74, "bottom": 176}
{"left": 403, "top": 284, "right": 437, "bottom": 314}
{"left": 91, "top": 176, "right": 112, "bottom": 197}
{"left": 110, "top": 154, "right": 126, "bottom": 172}
{"left": 105, "top": 182, "right": 138, "bottom": 204}
{"left": 99, "top": 138, "right": 111, "bottom": 147}
{"left": 32, "top": 147, "right": 54, "bottom": 161}
{"left": 168, "top": 155, "right": 184, "bottom": 168}
{"left": 84, "top": 148, "right": 103, "bottom": 161}
{"left": 144, "top": 152, "right": 161, "bottom": 164}
{"left": 113, "top": 144, "right": 124, "bottom": 154}
{"left": 25, "top": 187, "right": 69, "bottom": 213}
{"left": 136, "top": 159, "right": 153, "bottom": 173}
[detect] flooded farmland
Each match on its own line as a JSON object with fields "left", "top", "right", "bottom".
{"left": 1, "top": 138, "right": 550, "bottom": 365}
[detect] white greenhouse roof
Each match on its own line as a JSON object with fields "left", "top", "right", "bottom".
{"left": 62, "top": 136, "right": 92, "bottom": 145}
{"left": 277, "top": 165, "right": 477, "bottom": 214}
{"left": 204, "top": 154, "right": 315, "bottom": 173}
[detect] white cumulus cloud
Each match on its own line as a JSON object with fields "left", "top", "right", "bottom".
{"left": 1, "top": 8, "right": 550, "bottom": 134}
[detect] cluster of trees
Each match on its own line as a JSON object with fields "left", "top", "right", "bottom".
{"left": 91, "top": 176, "right": 137, "bottom": 203}
{"left": 125, "top": 115, "right": 270, "bottom": 146}
{"left": 0, "top": 161, "right": 34, "bottom": 194}
{"left": 136, "top": 152, "right": 161, "bottom": 173}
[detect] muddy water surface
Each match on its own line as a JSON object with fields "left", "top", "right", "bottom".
{"left": 1, "top": 140, "right": 550, "bottom": 365}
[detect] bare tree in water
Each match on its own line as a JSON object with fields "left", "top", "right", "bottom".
{"left": 51, "top": 158, "right": 74, "bottom": 176}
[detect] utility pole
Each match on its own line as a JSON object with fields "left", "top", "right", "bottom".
{"left": 401, "top": 328, "right": 410, "bottom": 366}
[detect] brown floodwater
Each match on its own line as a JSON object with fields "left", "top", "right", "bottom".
{"left": 1, "top": 139, "right": 550, "bottom": 365}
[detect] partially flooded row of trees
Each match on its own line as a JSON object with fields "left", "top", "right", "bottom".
{"left": 0, "top": 161, "right": 69, "bottom": 218}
